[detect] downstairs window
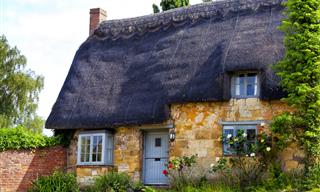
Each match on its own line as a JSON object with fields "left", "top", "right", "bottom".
{"left": 222, "top": 125, "right": 257, "bottom": 155}
{"left": 77, "top": 131, "right": 113, "bottom": 165}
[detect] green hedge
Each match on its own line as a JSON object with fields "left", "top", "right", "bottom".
{"left": 0, "top": 126, "right": 62, "bottom": 151}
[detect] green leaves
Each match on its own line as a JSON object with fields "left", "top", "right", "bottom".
{"left": 0, "top": 126, "right": 62, "bottom": 151}
{"left": 152, "top": 0, "right": 190, "bottom": 13}
{"left": 273, "top": 0, "right": 320, "bottom": 165}
{"left": 0, "top": 35, "right": 44, "bottom": 130}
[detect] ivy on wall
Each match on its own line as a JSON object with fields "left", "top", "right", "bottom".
{"left": 272, "top": 0, "right": 320, "bottom": 166}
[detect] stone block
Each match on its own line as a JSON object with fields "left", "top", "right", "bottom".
{"left": 284, "top": 160, "right": 299, "bottom": 171}
{"left": 195, "top": 129, "right": 213, "bottom": 139}
{"left": 76, "top": 168, "right": 92, "bottom": 177}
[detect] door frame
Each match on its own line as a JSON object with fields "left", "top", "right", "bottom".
{"left": 142, "top": 129, "right": 169, "bottom": 185}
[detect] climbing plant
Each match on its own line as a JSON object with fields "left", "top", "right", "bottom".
{"left": 272, "top": 0, "right": 320, "bottom": 166}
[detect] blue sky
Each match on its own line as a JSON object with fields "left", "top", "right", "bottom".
{"left": 0, "top": 0, "right": 203, "bottom": 135}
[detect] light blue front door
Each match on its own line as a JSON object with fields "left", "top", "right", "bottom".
{"left": 144, "top": 131, "right": 169, "bottom": 185}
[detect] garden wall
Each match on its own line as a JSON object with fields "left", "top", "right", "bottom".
{"left": 0, "top": 146, "right": 67, "bottom": 192}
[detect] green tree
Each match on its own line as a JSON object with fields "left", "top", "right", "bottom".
{"left": 153, "top": 4, "right": 160, "bottom": 13}
{"left": 272, "top": 0, "right": 320, "bottom": 165}
{"left": 152, "top": 0, "right": 190, "bottom": 13}
{"left": 0, "top": 35, "right": 44, "bottom": 131}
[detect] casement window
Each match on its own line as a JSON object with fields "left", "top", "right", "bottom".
{"left": 231, "top": 73, "right": 259, "bottom": 98}
{"left": 222, "top": 125, "right": 257, "bottom": 155}
{"left": 77, "top": 131, "right": 113, "bottom": 165}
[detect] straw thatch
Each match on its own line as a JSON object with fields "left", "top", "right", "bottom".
{"left": 46, "top": 0, "right": 286, "bottom": 129}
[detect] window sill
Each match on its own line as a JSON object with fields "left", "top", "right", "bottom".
{"left": 76, "top": 164, "right": 114, "bottom": 168}
{"left": 231, "top": 96, "right": 259, "bottom": 99}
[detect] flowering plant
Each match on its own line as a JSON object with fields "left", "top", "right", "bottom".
{"left": 217, "top": 130, "right": 275, "bottom": 190}
{"left": 162, "top": 155, "right": 198, "bottom": 189}
{"left": 163, "top": 154, "right": 197, "bottom": 176}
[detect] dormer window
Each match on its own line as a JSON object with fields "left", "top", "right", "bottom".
{"left": 231, "top": 73, "right": 259, "bottom": 98}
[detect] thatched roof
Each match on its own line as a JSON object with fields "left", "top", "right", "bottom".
{"left": 46, "top": 0, "right": 286, "bottom": 129}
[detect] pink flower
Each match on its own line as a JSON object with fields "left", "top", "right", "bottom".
{"left": 162, "top": 170, "right": 168, "bottom": 176}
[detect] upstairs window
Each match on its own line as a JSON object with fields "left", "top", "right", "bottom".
{"left": 77, "top": 131, "right": 113, "bottom": 165}
{"left": 231, "top": 73, "right": 259, "bottom": 98}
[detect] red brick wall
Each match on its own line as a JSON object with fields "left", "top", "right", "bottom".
{"left": 0, "top": 146, "right": 66, "bottom": 192}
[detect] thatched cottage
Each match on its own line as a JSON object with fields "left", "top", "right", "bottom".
{"left": 46, "top": 0, "right": 302, "bottom": 185}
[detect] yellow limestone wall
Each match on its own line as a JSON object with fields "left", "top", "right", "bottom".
{"left": 169, "top": 98, "right": 302, "bottom": 170}
{"left": 67, "top": 128, "right": 143, "bottom": 186}
{"left": 68, "top": 98, "right": 303, "bottom": 186}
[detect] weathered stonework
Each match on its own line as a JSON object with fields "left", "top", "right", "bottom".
{"left": 114, "top": 127, "right": 143, "bottom": 181}
{"left": 279, "top": 143, "right": 305, "bottom": 171}
{"left": 68, "top": 128, "right": 143, "bottom": 186}
{"left": 169, "top": 98, "right": 293, "bottom": 168}
{"left": 68, "top": 98, "right": 303, "bottom": 185}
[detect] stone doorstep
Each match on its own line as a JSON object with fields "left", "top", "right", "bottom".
{"left": 145, "top": 184, "right": 170, "bottom": 189}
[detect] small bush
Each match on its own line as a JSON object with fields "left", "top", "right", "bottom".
{"left": 94, "top": 171, "right": 130, "bottom": 192}
{"left": 0, "top": 126, "right": 62, "bottom": 151}
{"left": 29, "top": 171, "right": 79, "bottom": 192}
{"left": 86, "top": 172, "right": 155, "bottom": 192}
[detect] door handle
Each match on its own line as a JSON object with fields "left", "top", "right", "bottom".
{"left": 155, "top": 158, "right": 161, "bottom": 161}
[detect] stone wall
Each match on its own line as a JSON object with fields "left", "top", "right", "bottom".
{"left": 0, "top": 146, "right": 66, "bottom": 192}
{"left": 114, "top": 127, "right": 143, "bottom": 181}
{"left": 170, "top": 98, "right": 294, "bottom": 168}
{"left": 68, "top": 98, "right": 303, "bottom": 185}
{"left": 68, "top": 127, "right": 143, "bottom": 186}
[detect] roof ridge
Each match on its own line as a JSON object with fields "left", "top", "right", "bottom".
{"left": 93, "top": 0, "right": 284, "bottom": 40}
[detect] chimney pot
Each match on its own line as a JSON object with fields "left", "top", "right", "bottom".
{"left": 89, "top": 8, "right": 107, "bottom": 35}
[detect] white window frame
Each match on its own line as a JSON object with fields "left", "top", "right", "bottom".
{"left": 231, "top": 72, "right": 260, "bottom": 98}
{"left": 77, "top": 131, "right": 113, "bottom": 166}
{"left": 222, "top": 124, "right": 257, "bottom": 156}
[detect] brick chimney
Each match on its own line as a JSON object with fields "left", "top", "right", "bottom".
{"left": 89, "top": 8, "right": 107, "bottom": 35}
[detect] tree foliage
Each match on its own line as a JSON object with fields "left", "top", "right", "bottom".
{"left": 272, "top": 0, "right": 320, "bottom": 165}
{"left": 153, "top": 0, "right": 190, "bottom": 13}
{"left": 0, "top": 126, "right": 61, "bottom": 151}
{"left": 0, "top": 35, "right": 44, "bottom": 130}
{"left": 153, "top": 4, "right": 160, "bottom": 13}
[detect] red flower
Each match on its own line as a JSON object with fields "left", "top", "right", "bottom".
{"left": 168, "top": 163, "right": 174, "bottom": 169}
{"left": 162, "top": 170, "right": 168, "bottom": 176}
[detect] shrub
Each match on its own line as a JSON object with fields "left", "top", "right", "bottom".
{"left": 0, "top": 126, "right": 62, "bottom": 151}
{"left": 303, "top": 165, "right": 320, "bottom": 190}
{"left": 29, "top": 171, "right": 79, "bottom": 192}
{"left": 163, "top": 155, "right": 200, "bottom": 190}
{"left": 91, "top": 171, "right": 130, "bottom": 192}
{"left": 86, "top": 171, "right": 154, "bottom": 192}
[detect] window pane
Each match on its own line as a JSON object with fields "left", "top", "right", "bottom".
{"left": 86, "top": 153, "right": 90, "bottom": 162}
{"left": 92, "top": 154, "right": 97, "bottom": 162}
{"left": 223, "top": 129, "right": 235, "bottom": 155}
{"left": 155, "top": 138, "right": 161, "bottom": 147}
{"left": 240, "top": 82, "right": 245, "bottom": 96}
{"left": 92, "top": 136, "right": 103, "bottom": 162}
{"left": 98, "top": 137, "right": 103, "bottom": 153}
{"left": 247, "top": 129, "right": 256, "bottom": 141}
{"left": 247, "top": 84, "right": 255, "bottom": 96}
{"left": 235, "top": 84, "right": 240, "bottom": 95}
{"left": 247, "top": 74, "right": 256, "bottom": 84}
{"left": 97, "top": 153, "right": 102, "bottom": 161}
{"left": 80, "top": 136, "right": 91, "bottom": 163}
{"left": 81, "top": 154, "right": 85, "bottom": 162}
